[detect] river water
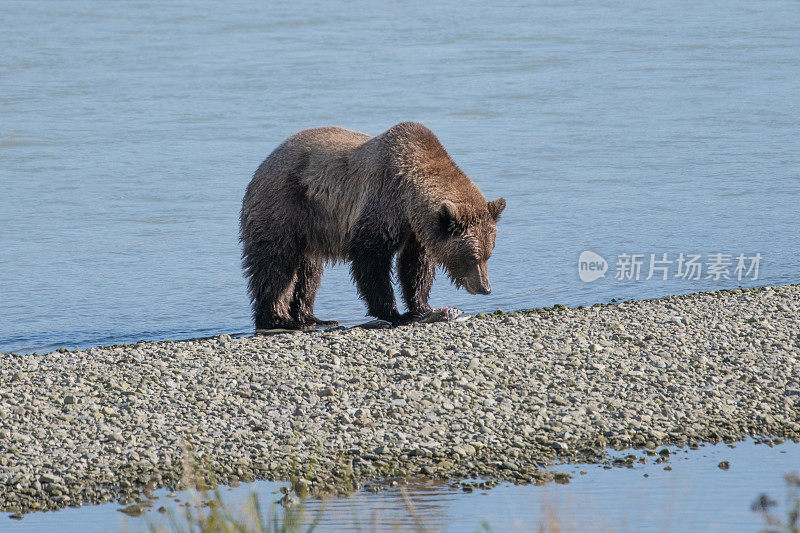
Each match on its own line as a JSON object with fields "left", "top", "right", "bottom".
{"left": 2, "top": 0, "right": 799, "bottom": 353}
{"left": 2, "top": 1, "right": 800, "bottom": 531}
{"left": 10, "top": 440, "right": 800, "bottom": 532}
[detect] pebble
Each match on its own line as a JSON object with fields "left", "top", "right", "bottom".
{"left": 280, "top": 494, "right": 299, "bottom": 508}
{"left": 118, "top": 504, "right": 144, "bottom": 517}
{"left": 0, "top": 284, "right": 798, "bottom": 516}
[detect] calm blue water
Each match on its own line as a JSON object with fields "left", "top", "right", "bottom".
{"left": 1, "top": 2, "right": 799, "bottom": 352}
{"left": 2, "top": 4, "right": 800, "bottom": 530}
{"left": 10, "top": 440, "right": 800, "bottom": 532}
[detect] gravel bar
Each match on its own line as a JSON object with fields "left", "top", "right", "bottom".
{"left": 2, "top": 285, "right": 800, "bottom": 515}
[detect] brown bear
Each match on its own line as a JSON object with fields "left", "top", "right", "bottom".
{"left": 240, "top": 122, "right": 505, "bottom": 330}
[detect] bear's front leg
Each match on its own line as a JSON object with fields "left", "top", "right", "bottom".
{"left": 397, "top": 233, "right": 435, "bottom": 324}
{"left": 349, "top": 232, "right": 401, "bottom": 325}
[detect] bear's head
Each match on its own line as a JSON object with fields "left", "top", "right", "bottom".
{"left": 432, "top": 197, "right": 506, "bottom": 295}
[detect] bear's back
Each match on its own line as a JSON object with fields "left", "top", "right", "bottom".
{"left": 285, "top": 126, "right": 371, "bottom": 156}
{"left": 253, "top": 127, "right": 376, "bottom": 259}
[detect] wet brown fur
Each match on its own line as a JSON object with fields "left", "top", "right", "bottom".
{"left": 240, "top": 122, "right": 505, "bottom": 330}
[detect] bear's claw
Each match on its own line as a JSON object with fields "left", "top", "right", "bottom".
{"left": 301, "top": 316, "right": 339, "bottom": 328}
{"left": 392, "top": 311, "right": 430, "bottom": 326}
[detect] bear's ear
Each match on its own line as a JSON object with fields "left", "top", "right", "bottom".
{"left": 488, "top": 198, "right": 506, "bottom": 221}
{"left": 438, "top": 200, "right": 459, "bottom": 234}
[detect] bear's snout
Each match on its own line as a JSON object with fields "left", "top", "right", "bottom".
{"left": 463, "top": 278, "right": 491, "bottom": 295}
{"left": 476, "top": 282, "right": 491, "bottom": 295}
{"left": 462, "top": 262, "right": 491, "bottom": 295}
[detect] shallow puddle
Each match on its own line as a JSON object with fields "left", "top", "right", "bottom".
{"left": 8, "top": 439, "right": 800, "bottom": 532}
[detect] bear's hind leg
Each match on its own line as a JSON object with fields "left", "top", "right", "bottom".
{"left": 243, "top": 241, "right": 304, "bottom": 331}
{"left": 290, "top": 258, "right": 338, "bottom": 328}
{"left": 397, "top": 233, "right": 435, "bottom": 325}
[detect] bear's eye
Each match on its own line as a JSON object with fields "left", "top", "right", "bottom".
{"left": 438, "top": 217, "right": 461, "bottom": 236}
{"left": 467, "top": 243, "right": 482, "bottom": 261}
